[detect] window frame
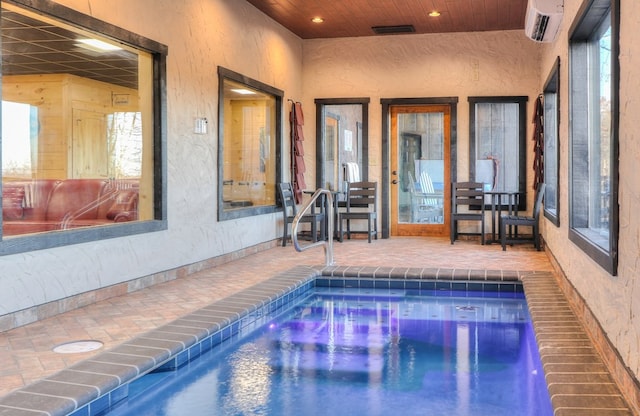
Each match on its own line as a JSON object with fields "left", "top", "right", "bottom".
{"left": 0, "top": 0, "right": 168, "bottom": 256}
{"left": 568, "top": 0, "right": 619, "bottom": 275}
{"left": 543, "top": 57, "right": 561, "bottom": 226}
{"left": 468, "top": 96, "right": 528, "bottom": 212}
{"left": 217, "top": 66, "right": 283, "bottom": 221}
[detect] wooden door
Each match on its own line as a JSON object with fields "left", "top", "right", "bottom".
{"left": 390, "top": 105, "right": 451, "bottom": 237}
{"left": 72, "top": 108, "right": 108, "bottom": 178}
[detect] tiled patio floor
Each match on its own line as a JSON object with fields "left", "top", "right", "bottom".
{"left": 0, "top": 236, "right": 634, "bottom": 415}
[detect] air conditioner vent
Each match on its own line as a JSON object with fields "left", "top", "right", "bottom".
{"left": 372, "top": 25, "right": 415, "bottom": 35}
{"left": 524, "top": 0, "right": 563, "bottom": 43}
{"left": 531, "top": 14, "right": 550, "bottom": 41}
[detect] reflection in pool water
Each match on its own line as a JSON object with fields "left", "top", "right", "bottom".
{"left": 106, "top": 288, "right": 553, "bottom": 416}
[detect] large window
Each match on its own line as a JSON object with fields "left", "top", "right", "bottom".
{"left": 543, "top": 57, "right": 560, "bottom": 226}
{"left": 469, "top": 96, "right": 528, "bottom": 211}
{"left": 217, "top": 67, "right": 282, "bottom": 220}
{"left": 1, "top": 0, "right": 167, "bottom": 255}
{"left": 569, "top": 0, "right": 619, "bottom": 274}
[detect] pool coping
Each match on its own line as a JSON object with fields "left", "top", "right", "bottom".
{"left": 0, "top": 265, "right": 632, "bottom": 416}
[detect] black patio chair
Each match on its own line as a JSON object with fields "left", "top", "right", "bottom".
{"left": 500, "top": 183, "right": 546, "bottom": 251}
{"left": 450, "top": 181, "right": 486, "bottom": 245}
{"left": 338, "top": 181, "right": 378, "bottom": 243}
{"left": 278, "top": 182, "right": 324, "bottom": 247}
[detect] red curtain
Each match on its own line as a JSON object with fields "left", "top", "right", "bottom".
{"left": 532, "top": 95, "right": 544, "bottom": 191}
{"left": 290, "top": 101, "right": 306, "bottom": 204}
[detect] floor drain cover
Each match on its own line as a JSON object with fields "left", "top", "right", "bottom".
{"left": 53, "top": 340, "right": 103, "bottom": 354}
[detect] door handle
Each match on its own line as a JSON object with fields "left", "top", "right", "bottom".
{"left": 392, "top": 179, "right": 398, "bottom": 184}
{"left": 392, "top": 170, "right": 398, "bottom": 175}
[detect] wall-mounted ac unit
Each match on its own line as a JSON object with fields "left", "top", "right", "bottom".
{"left": 524, "top": 0, "right": 564, "bottom": 42}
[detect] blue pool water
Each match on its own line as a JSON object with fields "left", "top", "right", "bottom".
{"left": 104, "top": 288, "right": 553, "bottom": 416}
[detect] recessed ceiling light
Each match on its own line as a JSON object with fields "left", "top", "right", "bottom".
{"left": 311, "top": 17, "right": 324, "bottom": 23}
{"left": 429, "top": 11, "right": 441, "bottom": 17}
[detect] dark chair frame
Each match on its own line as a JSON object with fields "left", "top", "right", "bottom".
{"left": 278, "top": 182, "right": 324, "bottom": 247}
{"left": 501, "top": 183, "right": 546, "bottom": 251}
{"left": 339, "top": 181, "right": 378, "bottom": 243}
{"left": 450, "top": 181, "right": 486, "bottom": 245}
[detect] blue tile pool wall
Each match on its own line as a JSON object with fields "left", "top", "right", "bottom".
{"left": 315, "top": 277, "right": 523, "bottom": 294}
{"left": 317, "top": 265, "right": 524, "bottom": 294}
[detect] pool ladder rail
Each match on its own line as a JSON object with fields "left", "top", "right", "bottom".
{"left": 291, "top": 188, "right": 335, "bottom": 266}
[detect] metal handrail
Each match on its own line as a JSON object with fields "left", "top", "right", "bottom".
{"left": 291, "top": 188, "right": 335, "bottom": 266}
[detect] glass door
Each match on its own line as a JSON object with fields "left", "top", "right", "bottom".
{"left": 391, "top": 105, "right": 450, "bottom": 237}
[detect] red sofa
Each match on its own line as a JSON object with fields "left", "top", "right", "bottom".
{"left": 2, "top": 179, "right": 138, "bottom": 236}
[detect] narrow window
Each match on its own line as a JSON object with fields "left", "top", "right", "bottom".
{"left": 217, "top": 67, "right": 282, "bottom": 220}
{"left": 469, "top": 97, "right": 528, "bottom": 211}
{"left": 569, "top": 0, "right": 619, "bottom": 274}
{"left": 543, "top": 57, "right": 560, "bottom": 226}
{"left": 314, "top": 99, "right": 370, "bottom": 194}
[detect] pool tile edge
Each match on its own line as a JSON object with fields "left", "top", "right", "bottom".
{"left": 0, "top": 265, "right": 319, "bottom": 416}
{"left": 520, "top": 272, "right": 633, "bottom": 416}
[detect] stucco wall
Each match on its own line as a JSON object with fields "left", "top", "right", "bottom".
{"left": 0, "top": 0, "right": 303, "bottom": 318}
{"left": 301, "top": 30, "right": 542, "bottom": 212}
{"left": 538, "top": 0, "right": 640, "bottom": 381}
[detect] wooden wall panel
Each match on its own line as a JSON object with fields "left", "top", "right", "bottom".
{"left": 3, "top": 74, "right": 139, "bottom": 180}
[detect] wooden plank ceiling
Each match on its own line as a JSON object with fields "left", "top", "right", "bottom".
{"left": 245, "top": 0, "right": 528, "bottom": 39}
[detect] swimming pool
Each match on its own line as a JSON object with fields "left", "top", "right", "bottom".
{"left": 6, "top": 265, "right": 615, "bottom": 416}
{"left": 100, "top": 285, "right": 552, "bottom": 415}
